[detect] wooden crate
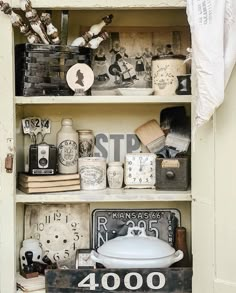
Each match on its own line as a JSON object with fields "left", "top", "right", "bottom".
{"left": 15, "top": 43, "right": 92, "bottom": 96}
{"left": 45, "top": 267, "right": 192, "bottom": 292}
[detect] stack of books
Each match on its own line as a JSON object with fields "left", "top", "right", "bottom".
{"left": 18, "top": 173, "right": 80, "bottom": 194}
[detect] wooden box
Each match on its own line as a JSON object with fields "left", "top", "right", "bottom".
{"left": 45, "top": 267, "right": 192, "bottom": 292}
{"left": 15, "top": 43, "right": 92, "bottom": 96}
{"left": 156, "top": 157, "right": 190, "bottom": 191}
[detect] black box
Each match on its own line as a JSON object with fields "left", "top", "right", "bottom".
{"left": 29, "top": 143, "right": 57, "bottom": 175}
{"left": 156, "top": 157, "right": 190, "bottom": 191}
{"left": 15, "top": 43, "right": 92, "bottom": 96}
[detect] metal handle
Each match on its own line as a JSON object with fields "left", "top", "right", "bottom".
{"left": 166, "top": 170, "right": 175, "bottom": 179}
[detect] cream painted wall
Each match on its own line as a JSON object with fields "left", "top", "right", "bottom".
{"left": 215, "top": 65, "right": 236, "bottom": 291}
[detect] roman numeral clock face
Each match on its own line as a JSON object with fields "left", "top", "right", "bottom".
{"left": 24, "top": 204, "right": 89, "bottom": 268}
{"left": 124, "top": 153, "right": 156, "bottom": 188}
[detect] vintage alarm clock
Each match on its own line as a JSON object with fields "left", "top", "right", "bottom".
{"left": 75, "top": 249, "right": 95, "bottom": 268}
{"left": 29, "top": 143, "right": 57, "bottom": 175}
{"left": 24, "top": 204, "right": 90, "bottom": 268}
{"left": 124, "top": 153, "right": 156, "bottom": 188}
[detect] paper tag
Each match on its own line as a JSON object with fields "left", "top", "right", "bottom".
{"left": 41, "top": 119, "right": 51, "bottom": 135}
{"left": 29, "top": 117, "right": 42, "bottom": 136}
{"left": 161, "top": 159, "right": 180, "bottom": 168}
{"left": 22, "top": 118, "right": 31, "bottom": 134}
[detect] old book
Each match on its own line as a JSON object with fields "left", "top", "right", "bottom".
{"left": 18, "top": 184, "right": 80, "bottom": 194}
{"left": 19, "top": 179, "right": 80, "bottom": 188}
{"left": 19, "top": 173, "right": 80, "bottom": 182}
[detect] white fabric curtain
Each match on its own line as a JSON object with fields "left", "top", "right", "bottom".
{"left": 186, "top": 0, "right": 236, "bottom": 127}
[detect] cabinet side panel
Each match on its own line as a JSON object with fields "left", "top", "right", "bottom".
{"left": 0, "top": 16, "right": 16, "bottom": 293}
{"left": 192, "top": 98, "right": 215, "bottom": 291}
{"left": 215, "top": 66, "right": 236, "bottom": 286}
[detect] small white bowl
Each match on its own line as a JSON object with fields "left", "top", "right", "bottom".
{"left": 118, "top": 88, "right": 153, "bottom": 96}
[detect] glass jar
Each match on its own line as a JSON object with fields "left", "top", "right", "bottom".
{"left": 107, "top": 161, "right": 123, "bottom": 189}
{"left": 76, "top": 129, "right": 95, "bottom": 158}
{"left": 20, "top": 239, "right": 43, "bottom": 270}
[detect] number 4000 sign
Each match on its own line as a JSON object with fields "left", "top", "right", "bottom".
{"left": 78, "top": 271, "right": 166, "bottom": 291}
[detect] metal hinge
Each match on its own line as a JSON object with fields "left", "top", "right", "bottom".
{"left": 5, "top": 153, "right": 14, "bottom": 173}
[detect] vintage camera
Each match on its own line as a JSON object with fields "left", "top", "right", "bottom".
{"left": 29, "top": 143, "right": 57, "bottom": 175}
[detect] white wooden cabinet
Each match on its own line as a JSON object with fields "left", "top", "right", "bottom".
{"left": 0, "top": 1, "right": 235, "bottom": 293}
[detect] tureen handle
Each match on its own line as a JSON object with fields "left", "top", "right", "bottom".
{"left": 126, "top": 226, "right": 147, "bottom": 237}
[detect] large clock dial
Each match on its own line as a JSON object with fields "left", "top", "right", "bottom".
{"left": 24, "top": 204, "right": 89, "bottom": 268}
{"left": 124, "top": 153, "right": 156, "bottom": 188}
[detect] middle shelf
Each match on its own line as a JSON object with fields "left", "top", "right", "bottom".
{"left": 16, "top": 188, "right": 192, "bottom": 203}
{"left": 15, "top": 95, "right": 192, "bottom": 105}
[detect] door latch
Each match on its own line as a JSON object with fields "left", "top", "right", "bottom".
{"left": 5, "top": 153, "right": 14, "bottom": 173}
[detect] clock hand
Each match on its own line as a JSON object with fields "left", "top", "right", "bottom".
{"left": 139, "top": 157, "right": 143, "bottom": 171}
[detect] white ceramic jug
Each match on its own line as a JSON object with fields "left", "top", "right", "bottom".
{"left": 57, "top": 118, "right": 78, "bottom": 174}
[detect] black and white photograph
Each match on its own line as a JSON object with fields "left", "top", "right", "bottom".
{"left": 88, "top": 27, "right": 190, "bottom": 95}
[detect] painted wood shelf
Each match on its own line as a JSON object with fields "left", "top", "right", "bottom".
{"left": 12, "top": 0, "right": 186, "bottom": 9}
{"left": 15, "top": 95, "right": 191, "bottom": 105}
{"left": 16, "top": 188, "right": 192, "bottom": 203}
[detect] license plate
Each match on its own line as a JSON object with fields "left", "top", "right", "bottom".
{"left": 92, "top": 209, "right": 181, "bottom": 249}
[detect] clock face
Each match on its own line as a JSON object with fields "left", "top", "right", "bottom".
{"left": 124, "top": 153, "right": 156, "bottom": 188}
{"left": 24, "top": 204, "right": 89, "bottom": 268}
{"left": 75, "top": 249, "right": 95, "bottom": 268}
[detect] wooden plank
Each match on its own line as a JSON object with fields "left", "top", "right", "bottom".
{"left": 11, "top": 0, "right": 187, "bottom": 9}
{"left": 80, "top": 25, "right": 190, "bottom": 33}
{"left": 15, "top": 95, "right": 192, "bottom": 104}
{"left": 15, "top": 188, "right": 192, "bottom": 203}
{"left": 45, "top": 268, "right": 192, "bottom": 292}
{"left": 0, "top": 13, "right": 16, "bottom": 293}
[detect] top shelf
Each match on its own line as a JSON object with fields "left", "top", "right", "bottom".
{"left": 15, "top": 95, "right": 191, "bottom": 105}
{"left": 11, "top": 0, "right": 186, "bottom": 9}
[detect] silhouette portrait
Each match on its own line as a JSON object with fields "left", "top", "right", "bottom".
{"left": 76, "top": 69, "right": 84, "bottom": 87}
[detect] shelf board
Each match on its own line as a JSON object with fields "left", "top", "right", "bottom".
{"left": 15, "top": 95, "right": 191, "bottom": 105}
{"left": 12, "top": 0, "right": 186, "bottom": 9}
{"left": 16, "top": 188, "right": 191, "bottom": 203}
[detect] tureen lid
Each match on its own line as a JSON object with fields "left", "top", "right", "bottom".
{"left": 97, "top": 227, "right": 175, "bottom": 259}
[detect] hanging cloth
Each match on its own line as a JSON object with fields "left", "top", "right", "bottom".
{"left": 186, "top": 0, "right": 236, "bottom": 127}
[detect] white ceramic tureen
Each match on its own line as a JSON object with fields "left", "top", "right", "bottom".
{"left": 90, "top": 227, "right": 183, "bottom": 269}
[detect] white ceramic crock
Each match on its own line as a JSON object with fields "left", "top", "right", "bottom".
{"left": 79, "top": 157, "right": 106, "bottom": 190}
{"left": 90, "top": 227, "right": 183, "bottom": 268}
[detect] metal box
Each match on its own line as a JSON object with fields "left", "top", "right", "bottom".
{"left": 156, "top": 157, "right": 190, "bottom": 191}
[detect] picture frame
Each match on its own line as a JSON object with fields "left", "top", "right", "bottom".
{"left": 80, "top": 26, "right": 191, "bottom": 95}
